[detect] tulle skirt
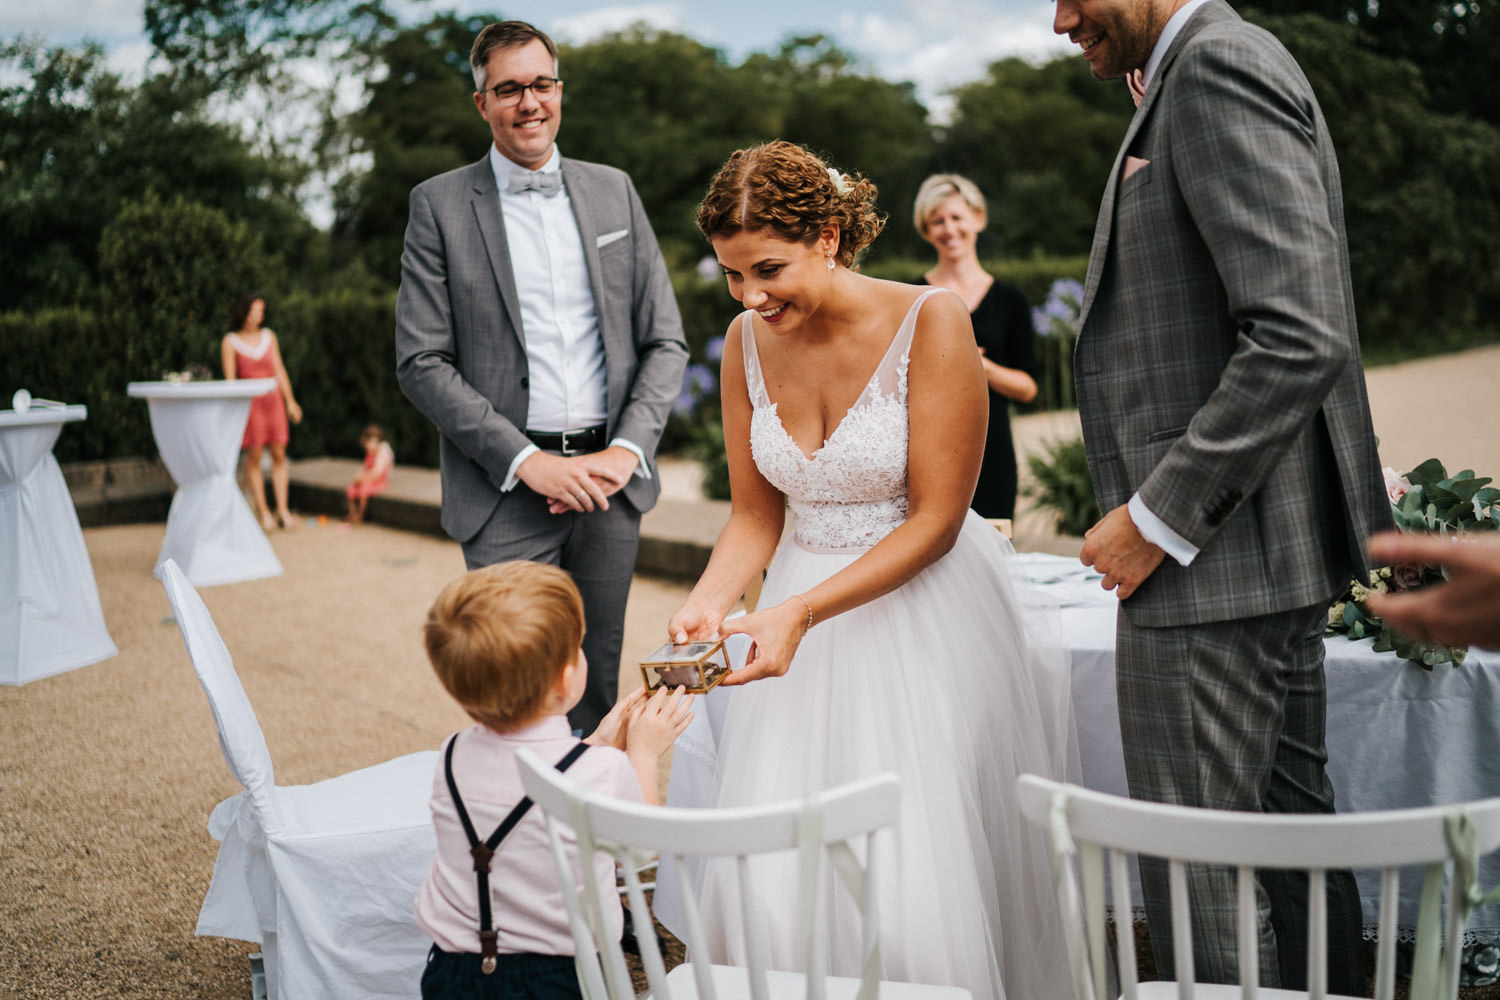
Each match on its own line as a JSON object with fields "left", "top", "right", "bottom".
{"left": 700, "top": 512, "right": 1079, "bottom": 1000}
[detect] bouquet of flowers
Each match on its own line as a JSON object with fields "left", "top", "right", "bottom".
{"left": 162, "top": 363, "right": 215, "bottom": 383}
{"left": 1327, "top": 458, "right": 1500, "bottom": 668}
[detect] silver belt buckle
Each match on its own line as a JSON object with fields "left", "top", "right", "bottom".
{"left": 559, "top": 429, "right": 582, "bottom": 455}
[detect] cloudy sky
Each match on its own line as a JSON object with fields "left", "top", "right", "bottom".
{"left": 4, "top": 0, "right": 1077, "bottom": 114}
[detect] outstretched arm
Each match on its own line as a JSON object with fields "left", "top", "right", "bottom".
{"left": 1365, "top": 532, "right": 1500, "bottom": 649}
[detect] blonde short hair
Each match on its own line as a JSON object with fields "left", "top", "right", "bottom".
{"left": 424, "top": 561, "right": 584, "bottom": 732}
{"left": 912, "top": 174, "right": 987, "bottom": 236}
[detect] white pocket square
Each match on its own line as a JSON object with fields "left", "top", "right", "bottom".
{"left": 596, "top": 229, "right": 628, "bottom": 248}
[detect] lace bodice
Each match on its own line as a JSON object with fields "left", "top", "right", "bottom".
{"left": 743, "top": 290, "right": 942, "bottom": 550}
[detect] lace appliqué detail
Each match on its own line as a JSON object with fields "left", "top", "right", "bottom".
{"left": 750, "top": 358, "right": 911, "bottom": 551}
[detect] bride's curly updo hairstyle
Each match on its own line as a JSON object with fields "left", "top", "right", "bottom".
{"left": 696, "top": 140, "right": 886, "bottom": 268}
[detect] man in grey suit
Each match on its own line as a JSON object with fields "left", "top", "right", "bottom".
{"left": 1054, "top": 0, "right": 1390, "bottom": 988}
{"left": 396, "top": 21, "right": 687, "bottom": 733}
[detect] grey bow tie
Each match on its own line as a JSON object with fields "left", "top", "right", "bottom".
{"left": 506, "top": 170, "right": 563, "bottom": 196}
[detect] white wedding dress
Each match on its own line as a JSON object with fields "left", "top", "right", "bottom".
{"left": 700, "top": 289, "right": 1079, "bottom": 1000}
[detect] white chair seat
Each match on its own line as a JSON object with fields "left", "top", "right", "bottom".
{"left": 160, "top": 559, "right": 438, "bottom": 1000}
{"left": 664, "top": 963, "right": 974, "bottom": 1000}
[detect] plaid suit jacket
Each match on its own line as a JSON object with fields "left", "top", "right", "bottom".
{"left": 1075, "top": 0, "right": 1390, "bottom": 627}
{"left": 394, "top": 155, "right": 687, "bottom": 543}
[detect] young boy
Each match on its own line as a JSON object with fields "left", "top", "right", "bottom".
{"left": 414, "top": 561, "right": 692, "bottom": 1000}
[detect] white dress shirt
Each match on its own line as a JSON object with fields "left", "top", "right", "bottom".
{"left": 488, "top": 146, "right": 648, "bottom": 491}
{"left": 1125, "top": 0, "right": 1212, "bottom": 567}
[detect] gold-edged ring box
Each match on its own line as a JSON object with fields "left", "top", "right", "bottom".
{"left": 639, "top": 639, "right": 730, "bottom": 694}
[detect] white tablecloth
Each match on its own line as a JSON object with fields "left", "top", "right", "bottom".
{"left": 661, "top": 552, "right": 1500, "bottom": 941}
{"left": 0, "top": 405, "right": 117, "bottom": 684}
{"left": 127, "top": 381, "right": 282, "bottom": 587}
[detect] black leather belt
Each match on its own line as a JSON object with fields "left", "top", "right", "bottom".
{"left": 526, "top": 424, "right": 606, "bottom": 456}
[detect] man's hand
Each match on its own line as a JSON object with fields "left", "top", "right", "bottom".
{"left": 519, "top": 450, "right": 610, "bottom": 513}
{"left": 1081, "top": 504, "right": 1166, "bottom": 600}
{"left": 1365, "top": 532, "right": 1500, "bottom": 649}
{"left": 530, "top": 446, "right": 641, "bottom": 514}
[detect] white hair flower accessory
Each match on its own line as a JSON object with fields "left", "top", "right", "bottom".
{"left": 827, "top": 167, "right": 852, "bottom": 197}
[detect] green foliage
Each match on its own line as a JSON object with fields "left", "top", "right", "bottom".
{"left": 0, "top": 38, "right": 305, "bottom": 312}
{"left": 1023, "top": 437, "right": 1100, "bottom": 537}
{"left": 1249, "top": 12, "right": 1500, "bottom": 355}
{"left": 1390, "top": 460, "right": 1500, "bottom": 535}
{"left": 273, "top": 283, "right": 439, "bottom": 465}
{"left": 688, "top": 419, "right": 732, "bottom": 502}
{"left": 0, "top": 307, "right": 111, "bottom": 462}
{"left": 1245, "top": 0, "right": 1499, "bottom": 125}
{"left": 1328, "top": 460, "right": 1497, "bottom": 669}
{"left": 334, "top": 12, "right": 496, "bottom": 283}
{"left": 939, "top": 56, "right": 1134, "bottom": 257}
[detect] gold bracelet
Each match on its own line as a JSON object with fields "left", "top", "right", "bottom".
{"left": 792, "top": 593, "right": 814, "bottom": 631}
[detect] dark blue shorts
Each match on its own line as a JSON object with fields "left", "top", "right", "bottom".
{"left": 420, "top": 946, "right": 583, "bottom": 1000}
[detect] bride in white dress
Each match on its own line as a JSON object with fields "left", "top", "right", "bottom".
{"left": 667, "top": 141, "right": 1078, "bottom": 1000}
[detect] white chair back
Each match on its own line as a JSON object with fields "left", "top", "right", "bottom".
{"left": 160, "top": 558, "right": 280, "bottom": 831}
{"left": 517, "top": 748, "right": 920, "bottom": 1000}
{"left": 1017, "top": 774, "right": 1500, "bottom": 1000}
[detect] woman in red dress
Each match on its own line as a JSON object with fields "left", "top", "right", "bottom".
{"left": 221, "top": 293, "right": 303, "bottom": 531}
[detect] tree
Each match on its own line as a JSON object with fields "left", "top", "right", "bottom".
{"left": 938, "top": 56, "right": 1135, "bottom": 257}
{"left": 0, "top": 38, "right": 305, "bottom": 311}
{"left": 1245, "top": 1, "right": 1499, "bottom": 124}
{"left": 332, "top": 12, "right": 495, "bottom": 283}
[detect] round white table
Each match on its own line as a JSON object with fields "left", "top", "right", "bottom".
{"left": 127, "top": 380, "right": 283, "bottom": 587}
{"left": 0, "top": 404, "right": 118, "bottom": 684}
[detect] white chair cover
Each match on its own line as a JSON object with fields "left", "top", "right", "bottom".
{"left": 0, "top": 406, "right": 116, "bottom": 684}
{"left": 160, "top": 560, "right": 438, "bottom": 1000}
{"left": 130, "top": 381, "right": 282, "bottom": 586}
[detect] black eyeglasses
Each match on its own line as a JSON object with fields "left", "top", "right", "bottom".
{"left": 481, "top": 77, "right": 563, "bottom": 105}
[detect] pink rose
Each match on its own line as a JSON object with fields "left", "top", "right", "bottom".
{"left": 1383, "top": 466, "right": 1412, "bottom": 503}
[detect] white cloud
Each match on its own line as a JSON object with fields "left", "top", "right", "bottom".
{"left": 1, "top": 0, "right": 145, "bottom": 45}
{"left": 834, "top": 0, "right": 1073, "bottom": 119}
{"left": 549, "top": 4, "right": 686, "bottom": 44}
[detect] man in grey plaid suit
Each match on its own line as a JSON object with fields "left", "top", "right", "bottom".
{"left": 1055, "top": 0, "right": 1391, "bottom": 988}
{"left": 396, "top": 21, "right": 687, "bottom": 733}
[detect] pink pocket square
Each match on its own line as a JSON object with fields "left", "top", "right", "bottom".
{"left": 1123, "top": 155, "right": 1150, "bottom": 181}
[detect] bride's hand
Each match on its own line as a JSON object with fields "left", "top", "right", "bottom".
{"left": 718, "top": 599, "right": 810, "bottom": 686}
{"left": 667, "top": 600, "right": 723, "bottom": 645}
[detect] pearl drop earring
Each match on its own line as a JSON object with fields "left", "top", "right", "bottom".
{"left": 826, "top": 257, "right": 835, "bottom": 271}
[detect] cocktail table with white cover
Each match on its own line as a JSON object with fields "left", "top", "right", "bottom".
{"left": 127, "top": 380, "right": 282, "bottom": 587}
{"left": 0, "top": 403, "right": 117, "bottom": 684}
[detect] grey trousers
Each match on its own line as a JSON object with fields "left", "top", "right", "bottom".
{"left": 462, "top": 487, "right": 641, "bottom": 734}
{"left": 1116, "top": 602, "right": 1364, "bottom": 992}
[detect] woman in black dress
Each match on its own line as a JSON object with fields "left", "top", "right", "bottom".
{"left": 916, "top": 174, "right": 1039, "bottom": 520}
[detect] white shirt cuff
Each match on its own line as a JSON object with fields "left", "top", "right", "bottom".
{"left": 610, "top": 438, "right": 650, "bottom": 480}
{"left": 501, "top": 444, "right": 539, "bottom": 493}
{"left": 1129, "top": 492, "right": 1200, "bottom": 567}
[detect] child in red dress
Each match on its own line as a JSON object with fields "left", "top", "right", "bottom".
{"left": 345, "top": 424, "right": 395, "bottom": 526}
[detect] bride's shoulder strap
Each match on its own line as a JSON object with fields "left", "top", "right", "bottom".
{"left": 873, "top": 287, "right": 949, "bottom": 394}
{"left": 737, "top": 310, "right": 771, "bottom": 408}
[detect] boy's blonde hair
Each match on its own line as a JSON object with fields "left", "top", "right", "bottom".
{"left": 424, "top": 561, "right": 584, "bottom": 732}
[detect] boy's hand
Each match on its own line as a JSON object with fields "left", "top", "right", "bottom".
{"left": 625, "top": 686, "right": 694, "bottom": 761}
{"left": 584, "top": 687, "right": 647, "bottom": 749}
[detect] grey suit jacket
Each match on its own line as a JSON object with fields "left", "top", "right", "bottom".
{"left": 1075, "top": 0, "right": 1390, "bottom": 627}
{"left": 395, "top": 154, "right": 688, "bottom": 543}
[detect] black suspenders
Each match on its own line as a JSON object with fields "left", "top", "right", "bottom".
{"left": 442, "top": 736, "right": 590, "bottom": 974}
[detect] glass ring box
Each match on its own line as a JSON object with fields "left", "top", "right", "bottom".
{"left": 639, "top": 639, "right": 730, "bottom": 694}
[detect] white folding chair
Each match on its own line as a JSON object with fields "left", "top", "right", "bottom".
{"left": 1017, "top": 773, "right": 1500, "bottom": 1000}
{"left": 516, "top": 748, "right": 972, "bottom": 1000}
{"left": 159, "top": 558, "right": 439, "bottom": 1000}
